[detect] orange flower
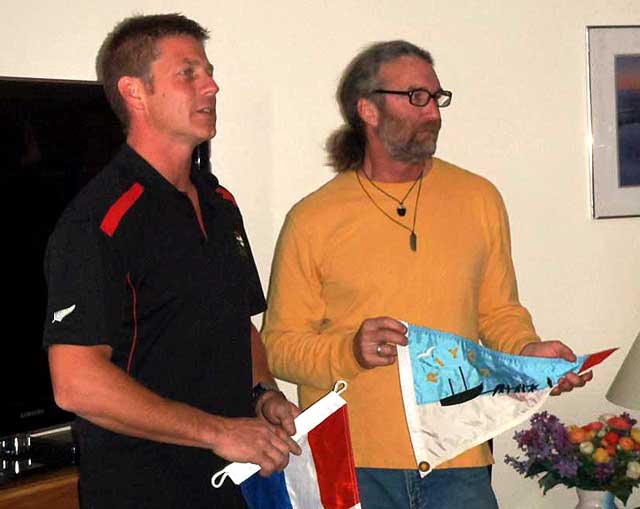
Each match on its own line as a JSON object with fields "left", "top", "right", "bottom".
{"left": 593, "top": 447, "right": 610, "bottom": 463}
{"left": 619, "top": 437, "right": 635, "bottom": 451}
{"left": 506, "top": 412, "right": 640, "bottom": 502}
{"left": 607, "top": 416, "right": 633, "bottom": 431}
{"left": 584, "top": 429, "right": 597, "bottom": 441}
{"left": 568, "top": 426, "right": 588, "bottom": 444}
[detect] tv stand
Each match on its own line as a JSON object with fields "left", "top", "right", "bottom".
{"left": 0, "top": 466, "right": 78, "bottom": 509}
{"left": 0, "top": 427, "right": 78, "bottom": 508}
{"left": 0, "top": 427, "right": 76, "bottom": 487}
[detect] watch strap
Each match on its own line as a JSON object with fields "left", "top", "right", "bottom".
{"left": 251, "top": 382, "right": 283, "bottom": 410}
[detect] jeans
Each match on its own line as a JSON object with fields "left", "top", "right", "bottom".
{"left": 356, "top": 466, "right": 499, "bottom": 509}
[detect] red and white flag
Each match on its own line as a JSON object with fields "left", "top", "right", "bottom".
{"left": 212, "top": 382, "right": 361, "bottom": 509}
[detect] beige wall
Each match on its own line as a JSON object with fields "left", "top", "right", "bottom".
{"left": 3, "top": 1, "right": 639, "bottom": 507}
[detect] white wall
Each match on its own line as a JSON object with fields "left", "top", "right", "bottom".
{"left": 3, "top": 1, "right": 639, "bottom": 507}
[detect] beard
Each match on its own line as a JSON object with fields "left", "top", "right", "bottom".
{"left": 377, "top": 111, "right": 441, "bottom": 164}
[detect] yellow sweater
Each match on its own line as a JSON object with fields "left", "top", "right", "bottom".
{"left": 262, "top": 158, "right": 539, "bottom": 469}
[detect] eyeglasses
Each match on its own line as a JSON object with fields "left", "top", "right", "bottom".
{"left": 372, "top": 88, "right": 452, "bottom": 108}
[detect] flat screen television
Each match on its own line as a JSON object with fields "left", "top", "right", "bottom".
{"left": 0, "top": 77, "right": 210, "bottom": 439}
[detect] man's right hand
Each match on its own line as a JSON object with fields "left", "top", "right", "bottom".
{"left": 353, "top": 317, "right": 408, "bottom": 369}
{"left": 211, "top": 416, "right": 301, "bottom": 477}
{"left": 48, "top": 344, "right": 300, "bottom": 478}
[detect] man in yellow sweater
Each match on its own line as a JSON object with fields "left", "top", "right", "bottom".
{"left": 261, "top": 40, "right": 591, "bottom": 508}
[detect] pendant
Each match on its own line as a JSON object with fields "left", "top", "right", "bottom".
{"left": 397, "top": 204, "right": 407, "bottom": 217}
{"left": 410, "top": 232, "right": 417, "bottom": 251}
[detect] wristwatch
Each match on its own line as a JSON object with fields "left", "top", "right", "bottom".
{"left": 251, "top": 382, "right": 284, "bottom": 410}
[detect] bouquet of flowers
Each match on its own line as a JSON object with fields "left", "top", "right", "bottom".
{"left": 505, "top": 411, "right": 640, "bottom": 505}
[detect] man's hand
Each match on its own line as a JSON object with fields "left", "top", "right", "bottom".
{"left": 354, "top": 317, "right": 407, "bottom": 369}
{"left": 210, "top": 415, "right": 301, "bottom": 477}
{"left": 520, "top": 340, "right": 593, "bottom": 396}
{"left": 257, "top": 391, "right": 301, "bottom": 437}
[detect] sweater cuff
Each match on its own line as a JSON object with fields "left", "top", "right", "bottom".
{"left": 337, "top": 330, "right": 368, "bottom": 380}
{"left": 513, "top": 335, "right": 541, "bottom": 355}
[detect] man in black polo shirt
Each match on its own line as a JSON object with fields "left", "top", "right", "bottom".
{"left": 42, "top": 13, "right": 300, "bottom": 508}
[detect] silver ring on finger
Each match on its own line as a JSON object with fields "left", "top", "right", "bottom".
{"left": 376, "top": 344, "right": 384, "bottom": 357}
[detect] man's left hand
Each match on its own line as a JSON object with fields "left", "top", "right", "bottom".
{"left": 257, "top": 392, "right": 300, "bottom": 437}
{"left": 520, "top": 340, "right": 593, "bottom": 396}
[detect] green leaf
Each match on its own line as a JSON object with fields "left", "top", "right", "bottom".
{"left": 527, "top": 463, "right": 547, "bottom": 477}
{"left": 539, "top": 473, "right": 563, "bottom": 494}
{"left": 611, "top": 486, "right": 631, "bottom": 506}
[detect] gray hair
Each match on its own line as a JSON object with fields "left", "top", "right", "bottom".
{"left": 326, "top": 40, "right": 433, "bottom": 172}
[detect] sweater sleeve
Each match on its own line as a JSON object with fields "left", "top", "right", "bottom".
{"left": 477, "top": 184, "right": 540, "bottom": 354}
{"left": 261, "top": 211, "right": 366, "bottom": 391}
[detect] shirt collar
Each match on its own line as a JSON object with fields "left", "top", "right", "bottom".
{"left": 113, "top": 143, "right": 219, "bottom": 200}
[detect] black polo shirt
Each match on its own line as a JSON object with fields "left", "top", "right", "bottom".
{"left": 43, "top": 144, "right": 265, "bottom": 508}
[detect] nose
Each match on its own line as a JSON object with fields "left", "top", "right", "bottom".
{"left": 203, "top": 74, "right": 219, "bottom": 96}
{"left": 423, "top": 98, "right": 441, "bottom": 121}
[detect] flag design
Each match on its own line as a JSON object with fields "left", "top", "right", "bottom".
{"left": 212, "top": 383, "right": 361, "bottom": 509}
{"left": 397, "top": 322, "right": 616, "bottom": 476}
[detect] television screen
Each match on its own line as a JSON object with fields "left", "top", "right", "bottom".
{"left": 1, "top": 77, "right": 212, "bottom": 439}
{"left": 0, "top": 77, "right": 126, "bottom": 438}
{"left": 0, "top": 77, "right": 212, "bottom": 441}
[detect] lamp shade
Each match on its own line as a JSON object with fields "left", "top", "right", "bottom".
{"left": 605, "top": 330, "right": 640, "bottom": 410}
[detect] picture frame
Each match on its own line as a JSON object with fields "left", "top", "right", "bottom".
{"left": 586, "top": 25, "right": 640, "bottom": 219}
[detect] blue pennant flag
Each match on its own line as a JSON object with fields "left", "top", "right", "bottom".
{"left": 397, "top": 323, "right": 616, "bottom": 476}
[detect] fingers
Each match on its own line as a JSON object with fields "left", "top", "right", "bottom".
{"left": 521, "top": 340, "right": 591, "bottom": 396}
{"left": 262, "top": 398, "right": 299, "bottom": 437}
{"left": 373, "top": 316, "right": 408, "bottom": 335}
{"left": 278, "top": 413, "right": 297, "bottom": 437}
{"left": 554, "top": 341, "right": 577, "bottom": 362}
{"left": 256, "top": 424, "right": 303, "bottom": 476}
{"left": 551, "top": 370, "right": 593, "bottom": 396}
{"left": 372, "top": 337, "right": 405, "bottom": 365}
{"left": 550, "top": 379, "right": 573, "bottom": 396}
{"left": 521, "top": 339, "right": 576, "bottom": 360}
{"left": 212, "top": 417, "right": 302, "bottom": 477}
{"left": 354, "top": 317, "right": 408, "bottom": 369}
{"left": 375, "top": 342, "right": 399, "bottom": 358}
{"left": 257, "top": 426, "right": 301, "bottom": 476}
{"left": 364, "top": 317, "right": 408, "bottom": 344}
{"left": 278, "top": 428, "right": 302, "bottom": 457}
{"left": 257, "top": 405, "right": 302, "bottom": 458}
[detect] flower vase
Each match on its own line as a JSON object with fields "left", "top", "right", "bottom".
{"left": 574, "top": 489, "right": 619, "bottom": 509}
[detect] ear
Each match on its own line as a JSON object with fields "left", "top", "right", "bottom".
{"left": 357, "top": 97, "right": 380, "bottom": 128}
{"left": 116, "top": 76, "right": 145, "bottom": 114}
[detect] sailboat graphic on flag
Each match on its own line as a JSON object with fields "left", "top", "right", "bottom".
{"left": 212, "top": 381, "right": 361, "bottom": 509}
{"left": 397, "top": 323, "right": 617, "bottom": 476}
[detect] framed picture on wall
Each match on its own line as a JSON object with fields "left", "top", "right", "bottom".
{"left": 587, "top": 25, "right": 640, "bottom": 219}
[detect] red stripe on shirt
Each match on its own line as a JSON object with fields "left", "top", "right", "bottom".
{"left": 100, "top": 183, "right": 144, "bottom": 237}
{"left": 126, "top": 273, "right": 139, "bottom": 374}
{"left": 215, "top": 185, "right": 237, "bottom": 207}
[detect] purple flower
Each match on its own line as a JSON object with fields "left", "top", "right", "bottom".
{"left": 552, "top": 425, "right": 573, "bottom": 455}
{"left": 595, "top": 460, "right": 615, "bottom": 482}
{"left": 505, "top": 454, "right": 529, "bottom": 475}
{"left": 512, "top": 412, "right": 571, "bottom": 462}
{"left": 505, "top": 412, "right": 640, "bottom": 505}
{"left": 553, "top": 456, "right": 578, "bottom": 478}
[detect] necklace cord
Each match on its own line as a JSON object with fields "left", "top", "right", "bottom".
{"left": 361, "top": 168, "right": 422, "bottom": 207}
{"left": 355, "top": 167, "right": 424, "bottom": 251}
